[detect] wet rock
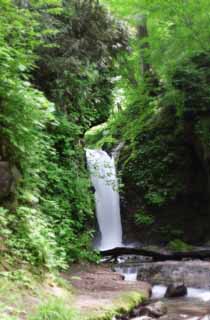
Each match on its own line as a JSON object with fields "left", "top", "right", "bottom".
{"left": 145, "top": 301, "right": 167, "bottom": 317}
{"left": 137, "top": 261, "right": 210, "bottom": 288}
{"left": 130, "top": 306, "right": 141, "bottom": 318}
{"left": 131, "top": 317, "right": 154, "bottom": 320}
{"left": 119, "top": 316, "right": 129, "bottom": 320}
{"left": 134, "top": 301, "right": 167, "bottom": 318}
{"left": 165, "top": 284, "right": 187, "bottom": 298}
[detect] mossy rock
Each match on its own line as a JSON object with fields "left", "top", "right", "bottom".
{"left": 85, "top": 123, "right": 108, "bottom": 148}
{"left": 87, "top": 291, "right": 145, "bottom": 320}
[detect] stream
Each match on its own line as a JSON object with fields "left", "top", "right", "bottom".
{"left": 152, "top": 285, "right": 210, "bottom": 320}
{"left": 115, "top": 264, "right": 210, "bottom": 320}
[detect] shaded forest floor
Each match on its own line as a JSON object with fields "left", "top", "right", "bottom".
{"left": 0, "top": 264, "right": 150, "bottom": 320}
{"left": 65, "top": 264, "right": 150, "bottom": 317}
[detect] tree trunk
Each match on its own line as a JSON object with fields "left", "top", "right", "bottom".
{"left": 136, "top": 15, "right": 160, "bottom": 96}
{"left": 136, "top": 15, "right": 150, "bottom": 78}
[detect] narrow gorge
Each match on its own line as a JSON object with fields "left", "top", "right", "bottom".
{"left": 1, "top": 1, "right": 210, "bottom": 320}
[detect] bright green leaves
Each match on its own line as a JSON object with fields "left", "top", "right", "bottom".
{"left": 141, "top": 0, "right": 210, "bottom": 77}
{"left": 0, "top": 0, "right": 122, "bottom": 268}
{"left": 0, "top": 0, "right": 80, "bottom": 268}
{"left": 135, "top": 210, "right": 154, "bottom": 226}
{"left": 101, "top": 0, "right": 143, "bottom": 23}
{"left": 103, "top": 0, "right": 210, "bottom": 84}
{"left": 0, "top": 1, "right": 39, "bottom": 68}
{"left": 0, "top": 0, "right": 136, "bottom": 269}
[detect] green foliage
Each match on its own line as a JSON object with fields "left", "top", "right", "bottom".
{"left": 98, "top": 0, "right": 210, "bottom": 242}
{"left": 0, "top": 0, "right": 127, "bottom": 269}
{"left": 30, "top": 0, "right": 127, "bottom": 265}
{"left": 0, "top": 0, "right": 62, "bottom": 269}
{"left": 123, "top": 115, "right": 185, "bottom": 206}
{"left": 168, "top": 239, "right": 193, "bottom": 252}
{"left": 2, "top": 0, "right": 210, "bottom": 267}
{"left": 172, "top": 52, "right": 210, "bottom": 117}
{"left": 30, "top": 299, "right": 78, "bottom": 320}
{"left": 8, "top": 207, "right": 65, "bottom": 269}
{"left": 196, "top": 117, "right": 210, "bottom": 151}
{"left": 0, "top": 208, "right": 11, "bottom": 239}
{"left": 134, "top": 210, "right": 154, "bottom": 226}
{"left": 34, "top": 0, "right": 128, "bottom": 128}
{"left": 105, "top": 0, "right": 210, "bottom": 68}
{"left": 85, "top": 123, "right": 108, "bottom": 148}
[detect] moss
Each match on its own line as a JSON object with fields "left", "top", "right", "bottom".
{"left": 167, "top": 239, "right": 193, "bottom": 252}
{"left": 86, "top": 291, "right": 145, "bottom": 320}
{"left": 85, "top": 122, "right": 118, "bottom": 152}
{"left": 85, "top": 123, "right": 108, "bottom": 148}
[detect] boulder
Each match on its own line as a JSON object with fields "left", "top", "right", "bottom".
{"left": 137, "top": 261, "right": 210, "bottom": 288}
{"left": 140, "top": 301, "right": 167, "bottom": 318}
{"left": 130, "top": 306, "right": 141, "bottom": 318}
{"left": 165, "top": 283, "right": 187, "bottom": 298}
{"left": 144, "top": 301, "right": 167, "bottom": 317}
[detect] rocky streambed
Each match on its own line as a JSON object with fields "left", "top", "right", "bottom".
{"left": 114, "top": 291, "right": 210, "bottom": 320}
{"left": 137, "top": 260, "right": 210, "bottom": 288}
{"left": 67, "top": 259, "right": 210, "bottom": 320}
{"left": 114, "top": 259, "right": 210, "bottom": 320}
{"left": 115, "top": 260, "right": 210, "bottom": 288}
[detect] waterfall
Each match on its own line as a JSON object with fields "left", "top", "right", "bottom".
{"left": 86, "top": 149, "right": 123, "bottom": 250}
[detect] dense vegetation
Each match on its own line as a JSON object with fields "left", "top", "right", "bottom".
{"left": 1, "top": 0, "right": 210, "bottom": 274}
{"left": 0, "top": 0, "right": 127, "bottom": 270}
{"left": 89, "top": 0, "right": 210, "bottom": 245}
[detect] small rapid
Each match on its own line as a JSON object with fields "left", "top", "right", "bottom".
{"left": 152, "top": 285, "right": 210, "bottom": 302}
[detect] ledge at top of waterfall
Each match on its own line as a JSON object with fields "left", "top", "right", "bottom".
{"left": 86, "top": 149, "right": 123, "bottom": 251}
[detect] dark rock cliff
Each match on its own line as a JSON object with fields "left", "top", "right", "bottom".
{"left": 120, "top": 53, "right": 210, "bottom": 245}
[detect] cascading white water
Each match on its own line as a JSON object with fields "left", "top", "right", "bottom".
{"left": 115, "top": 266, "right": 138, "bottom": 282}
{"left": 152, "top": 285, "right": 210, "bottom": 302}
{"left": 86, "top": 149, "right": 123, "bottom": 250}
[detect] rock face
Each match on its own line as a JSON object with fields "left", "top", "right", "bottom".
{"left": 164, "top": 284, "right": 187, "bottom": 298}
{"left": 0, "top": 162, "right": 13, "bottom": 199}
{"left": 137, "top": 260, "right": 210, "bottom": 288}
{"left": 119, "top": 54, "right": 210, "bottom": 246}
{"left": 143, "top": 301, "right": 167, "bottom": 317}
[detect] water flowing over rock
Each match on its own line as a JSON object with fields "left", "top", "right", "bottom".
{"left": 165, "top": 284, "right": 187, "bottom": 298}
{"left": 86, "top": 149, "right": 122, "bottom": 250}
{"left": 137, "top": 261, "right": 210, "bottom": 288}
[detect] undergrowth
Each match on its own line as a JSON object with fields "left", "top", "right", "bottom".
{"left": 29, "top": 299, "right": 79, "bottom": 320}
